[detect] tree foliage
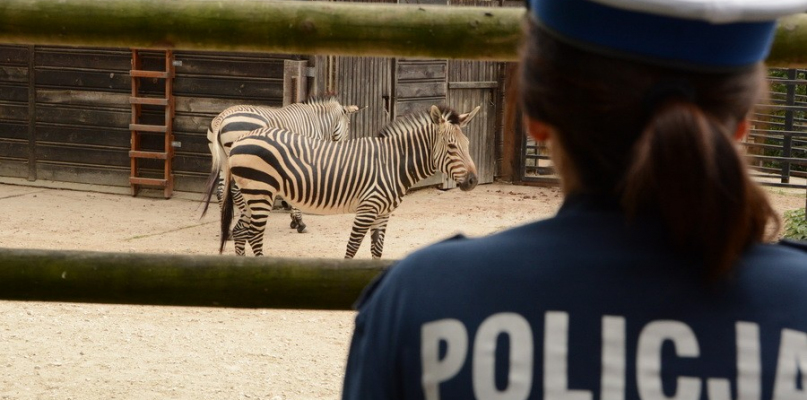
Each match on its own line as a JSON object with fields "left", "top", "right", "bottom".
{"left": 783, "top": 207, "right": 807, "bottom": 240}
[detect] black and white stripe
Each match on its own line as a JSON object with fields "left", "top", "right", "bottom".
{"left": 214, "top": 105, "right": 480, "bottom": 258}
{"left": 204, "top": 96, "right": 360, "bottom": 233}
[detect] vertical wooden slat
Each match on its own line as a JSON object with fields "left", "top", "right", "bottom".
{"left": 164, "top": 49, "right": 175, "bottom": 198}
{"left": 130, "top": 49, "right": 141, "bottom": 196}
{"left": 782, "top": 68, "right": 796, "bottom": 184}
{"left": 336, "top": 56, "right": 392, "bottom": 139}
{"left": 26, "top": 45, "right": 36, "bottom": 181}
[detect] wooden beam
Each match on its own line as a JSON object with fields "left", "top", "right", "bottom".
{"left": 0, "top": 248, "right": 391, "bottom": 310}
{"left": 0, "top": 0, "right": 524, "bottom": 61}
{"left": 0, "top": 1, "right": 805, "bottom": 64}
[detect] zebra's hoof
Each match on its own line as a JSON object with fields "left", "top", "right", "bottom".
{"left": 296, "top": 223, "right": 307, "bottom": 233}
{"left": 290, "top": 220, "right": 298, "bottom": 229}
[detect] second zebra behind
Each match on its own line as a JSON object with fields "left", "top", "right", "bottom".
{"left": 213, "top": 104, "right": 480, "bottom": 259}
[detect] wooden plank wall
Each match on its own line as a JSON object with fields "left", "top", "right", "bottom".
{"left": 393, "top": 59, "right": 448, "bottom": 118}
{"left": 0, "top": 45, "right": 300, "bottom": 192}
{"left": 448, "top": 60, "right": 501, "bottom": 185}
{"left": 0, "top": 0, "right": 507, "bottom": 193}
{"left": 0, "top": 45, "right": 32, "bottom": 179}
{"left": 336, "top": 56, "right": 392, "bottom": 139}
{"left": 168, "top": 50, "right": 295, "bottom": 192}
{"left": 33, "top": 47, "right": 131, "bottom": 186}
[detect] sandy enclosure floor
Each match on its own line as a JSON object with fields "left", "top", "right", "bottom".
{"left": 0, "top": 180, "right": 804, "bottom": 399}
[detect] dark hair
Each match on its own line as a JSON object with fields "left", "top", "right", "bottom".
{"left": 518, "top": 18, "right": 779, "bottom": 279}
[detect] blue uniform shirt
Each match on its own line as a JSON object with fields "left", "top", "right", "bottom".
{"left": 342, "top": 195, "right": 807, "bottom": 400}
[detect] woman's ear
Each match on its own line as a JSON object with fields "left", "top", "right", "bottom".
{"left": 526, "top": 117, "right": 552, "bottom": 141}
{"left": 734, "top": 118, "right": 750, "bottom": 141}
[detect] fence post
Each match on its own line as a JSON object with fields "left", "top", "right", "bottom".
{"left": 283, "top": 60, "right": 308, "bottom": 105}
{"left": 0, "top": 248, "right": 392, "bottom": 310}
{"left": 782, "top": 69, "right": 797, "bottom": 184}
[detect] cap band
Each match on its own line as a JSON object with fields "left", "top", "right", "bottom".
{"left": 529, "top": 0, "right": 778, "bottom": 70}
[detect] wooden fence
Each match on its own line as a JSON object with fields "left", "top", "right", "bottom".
{"left": 1, "top": 0, "right": 807, "bottom": 309}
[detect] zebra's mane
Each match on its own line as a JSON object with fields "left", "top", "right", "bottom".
{"left": 377, "top": 106, "right": 458, "bottom": 138}
{"left": 303, "top": 95, "right": 340, "bottom": 105}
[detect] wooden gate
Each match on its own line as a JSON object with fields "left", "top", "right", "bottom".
{"left": 335, "top": 56, "right": 393, "bottom": 139}
{"left": 447, "top": 60, "right": 501, "bottom": 186}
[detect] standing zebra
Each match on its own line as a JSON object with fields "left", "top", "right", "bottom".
{"left": 205, "top": 96, "right": 360, "bottom": 233}
{"left": 212, "top": 104, "right": 480, "bottom": 258}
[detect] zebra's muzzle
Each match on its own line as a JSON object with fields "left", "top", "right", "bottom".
{"left": 459, "top": 173, "right": 478, "bottom": 192}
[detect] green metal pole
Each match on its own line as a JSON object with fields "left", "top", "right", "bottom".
{"left": 0, "top": 248, "right": 392, "bottom": 310}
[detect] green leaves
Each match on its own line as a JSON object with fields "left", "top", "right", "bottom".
{"left": 783, "top": 208, "right": 807, "bottom": 240}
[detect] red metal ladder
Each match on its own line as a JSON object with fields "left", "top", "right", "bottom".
{"left": 129, "top": 49, "right": 176, "bottom": 198}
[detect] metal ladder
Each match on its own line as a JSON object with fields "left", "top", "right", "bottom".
{"left": 129, "top": 49, "right": 176, "bottom": 198}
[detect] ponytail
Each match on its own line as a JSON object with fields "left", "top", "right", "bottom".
{"left": 622, "top": 100, "right": 778, "bottom": 278}
{"left": 518, "top": 20, "right": 780, "bottom": 279}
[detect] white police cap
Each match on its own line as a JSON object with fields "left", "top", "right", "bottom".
{"left": 527, "top": 0, "right": 807, "bottom": 70}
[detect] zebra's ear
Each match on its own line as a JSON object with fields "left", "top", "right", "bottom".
{"left": 430, "top": 105, "right": 443, "bottom": 124}
{"left": 458, "top": 106, "right": 481, "bottom": 128}
{"left": 345, "top": 105, "right": 361, "bottom": 114}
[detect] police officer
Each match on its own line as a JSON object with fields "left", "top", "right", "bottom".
{"left": 342, "top": 1, "right": 807, "bottom": 399}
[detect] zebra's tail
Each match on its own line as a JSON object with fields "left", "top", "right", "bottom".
{"left": 218, "top": 160, "right": 234, "bottom": 254}
{"left": 200, "top": 119, "right": 226, "bottom": 218}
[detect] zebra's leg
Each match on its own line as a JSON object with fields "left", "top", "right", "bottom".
{"left": 369, "top": 214, "right": 390, "bottom": 260}
{"left": 278, "top": 197, "right": 305, "bottom": 233}
{"left": 290, "top": 207, "right": 306, "bottom": 233}
{"left": 281, "top": 197, "right": 298, "bottom": 229}
{"left": 230, "top": 184, "right": 251, "bottom": 254}
{"left": 345, "top": 206, "right": 380, "bottom": 259}
{"left": 228, "top": 181, "right": 248, "bottom": 241}
{"left": 244, "top": 196, "right": 275, "bottom": 257}
{"left": 246, "top": 214, "right": 269, "bottom": 256}
{"left": 231, "top": 218, "right": 249, "bottom": 256}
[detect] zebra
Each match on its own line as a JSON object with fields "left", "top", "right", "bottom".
{"left": 210, "top": 104, "right": 481, "bottom": 259}
{"left": 204, "top": 96, "right": 361, "bottom": 233}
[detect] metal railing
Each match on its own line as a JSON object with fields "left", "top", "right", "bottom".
{"left": 746, "top": 68, "right": 807, "bottom": 189}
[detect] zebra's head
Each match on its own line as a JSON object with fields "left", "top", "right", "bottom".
{"left": 330, "top": 104, "right": 361, "bottom": 142}
{"left": 430, "top": 105, "right": 480, "bottom": 192}
{"left": 304, "top": 96, "right": 362, "bottom": 142}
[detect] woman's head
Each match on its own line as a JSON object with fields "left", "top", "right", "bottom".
{"left": 516, "top": 0, "right": 807, "bottom": 277}
{"left": 519, "top": 21, "right": 766, "bottom": 195}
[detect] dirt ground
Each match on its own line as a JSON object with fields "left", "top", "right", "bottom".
{"left": 0, "top": 178, "right": 804, "bottom": 399}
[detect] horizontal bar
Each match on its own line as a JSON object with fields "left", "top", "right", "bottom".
{"left": 130, "top": 123, "right": 167, "bottom": 132}
{"left": 130, "top": 70, "right": 170, "bottom": 79}
{"left": 129, "top": 150, "right": 168, "bottom": 159}
{"left": 129, "top": 177, "right": 167, "bottom": 186}
{"left": 767, "top": 78, "right": 807, "bottom": 85}
{"left": 448, "top": 81, "right": 499, "bottom": 89}
{"left": 749, "top": 129, "right": 807, "bottom": 136}
{"left": 755, "top": 104, "right": 807, "bottom": 111}
{"left": 0, "top": 0, "right": 524, "bottom": 61}
{"left": 746, "top": 154, "right": 807, "bottom": 166}
{"left": 0, "top": 248, "right": 392, "bottom": 309}
{"left": 130, "top": 96, "right": 169, "bottom": 106}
